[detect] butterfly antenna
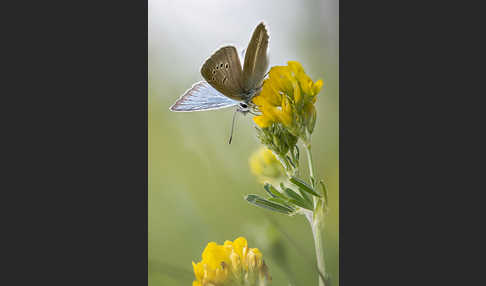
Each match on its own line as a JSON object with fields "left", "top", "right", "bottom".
{"left": 228, "top": 109, "right": 238, "bottom": 144}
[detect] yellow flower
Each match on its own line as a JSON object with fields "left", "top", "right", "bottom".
{"left": 288, "top": 61, "right": 323, "bottom": 99}
{"left": 249, "top": 147, "right": 285, "bottom": 182}
{"left": 252, "top": 66, "right": 295, "bottom": 128}
{"left": 192, "top": 237, "right": 271, "bottom": 286}
{"left": 252, "top": 61, "right": 323, "bottom": 137}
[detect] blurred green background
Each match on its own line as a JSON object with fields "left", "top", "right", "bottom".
{"left": 149, "top": 0, "right": 338, "bottom": 285}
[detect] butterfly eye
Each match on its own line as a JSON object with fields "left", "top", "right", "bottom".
{"left": 240, "top": 103, "right": 248, "bottom": 109}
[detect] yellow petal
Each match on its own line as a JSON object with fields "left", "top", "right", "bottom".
{"left": 249, "top": 248, "right": 263, "bottom": 267}
{"left": 292, "top": 77, "right": 301, "bottom": 103}
{"left": 251, "top": 93, "right": 266, "bottom": 106}
{"left": 223, "top": 240, "right": 233, "bottom": 247}
{"left": 288, "top": 61, "right": 304, "bottom": 75}
{"left": 296, "top": 72, "right": 313, "bottom": 95}
{"left": 262, "top": 149, "right": 276, "bottom": 165}
{"left": 269, "top": 66, "right": 293, "bottom": 93}
{"left": 253, "top": 115, "right": 273, "bottom": 128}
{"left": 202, "top": 242, "right": 230, "bottom": 269}
{"left": 232, "top": 237, "right": 248, "bottom": 259}
{"left": 261, "top": 105, "right": 281, "bottom": 122}
{"left": 260, "top": 81, "right": 282, "bottom": 106}
{"left": 313, "top": 79, "right": 323, "bottom": 95}
{"left": 251, "top": 248, "right": 262, "bottom": 256}
{"left": 252, "top": 88, "right": 280, "bottom": 108}
{"left": 249, "top": 152, "right": 264, "bottom": 176}
{"left": 192, "top": 261, "right": 204, "bottom": 281}
{"left": 277, "top": 97, "right": 293, "bottom": 127}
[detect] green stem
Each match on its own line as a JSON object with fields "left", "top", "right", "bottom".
{"left": 304, "top": 141, "right": 328, "bottom": 286}
{"left": 311, "top": 205, "right": 328, "bottom": 286}
{"left": 304, "top": 143, "right": 316, "bottom": 189}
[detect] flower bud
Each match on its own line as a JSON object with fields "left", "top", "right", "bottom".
{"left": 249, "top": 147, "right": 285, "bottom": 183}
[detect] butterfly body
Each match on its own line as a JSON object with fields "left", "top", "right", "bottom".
{"left": 170, "top": 22, "right": 269, "bottom": 113}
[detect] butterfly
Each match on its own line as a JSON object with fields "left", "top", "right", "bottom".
{"left": 169, "top": 22, "right": 270, "bottom": 142}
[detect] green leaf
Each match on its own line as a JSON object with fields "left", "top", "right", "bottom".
{"left": 294, "top": 145, "right": 300, "bottom": 162}
{"left": 288, "top": 198, "right": 313, "bottom": 211}
{"left": 290, "top": 176, "right": 321, "bottom": 197}
{"left": 282, "top": 186, "right": 303, "bottom": 202}
{"left": 319, "top": 180, "right": 329, "bottom": 207}
{"left": 245, "top": 194, "right": 294, "bottom": 215}
{"left": 286, "top": 155, "right": 296, "bottom": 168}
{"left": 263, "top": 183, "right": 287, "bottom": 200}
{"left": 281, "top": 184, "right": 313, "bottom": 210}
{"left": 300, "top": 189, "right": 313, "bottom": 205}
{"left": 263, "top": 183, "right": 277, "bottom": 198}
{"left": 267, "top": 197, "right": 295, "bottom": 211}
{"left": 291, "top": 174, "right": 312, "bottom": 204}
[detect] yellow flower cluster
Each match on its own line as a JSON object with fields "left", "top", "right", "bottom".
{"left": 252, "top": 61, "right": 323, "bottom": 136}
{"left": 192, "top": 237, "right": 271, "bottom": 286}
{"left": 249, "top": 147, "right": 285, "bottom": 183}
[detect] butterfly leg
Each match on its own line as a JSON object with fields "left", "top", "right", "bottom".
{"left": 228, "top": 108, "right": 239, "bottom": 144}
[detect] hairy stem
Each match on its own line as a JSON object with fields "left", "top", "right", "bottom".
{"left": 304, "top": 143, "right": 316, "bottom": 189}
{"left": 311, "top": 204, "right": 328, "bottom": 286}
{"left": 303, "top": 141, "right": 328, "bottom": 286}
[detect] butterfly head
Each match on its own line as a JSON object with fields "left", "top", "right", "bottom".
{"left": 238, "top": 102, "right": 250, "bottom": 113}
{"left": 237, "top": 101, "right": 260, "bottom": 116}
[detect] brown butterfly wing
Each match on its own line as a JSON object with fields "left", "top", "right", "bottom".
{"left": 242, "top": 22, "right": 269, "bottom": 92}
{"left": 201, "top": 46, "right": 244, "bottom": 101}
